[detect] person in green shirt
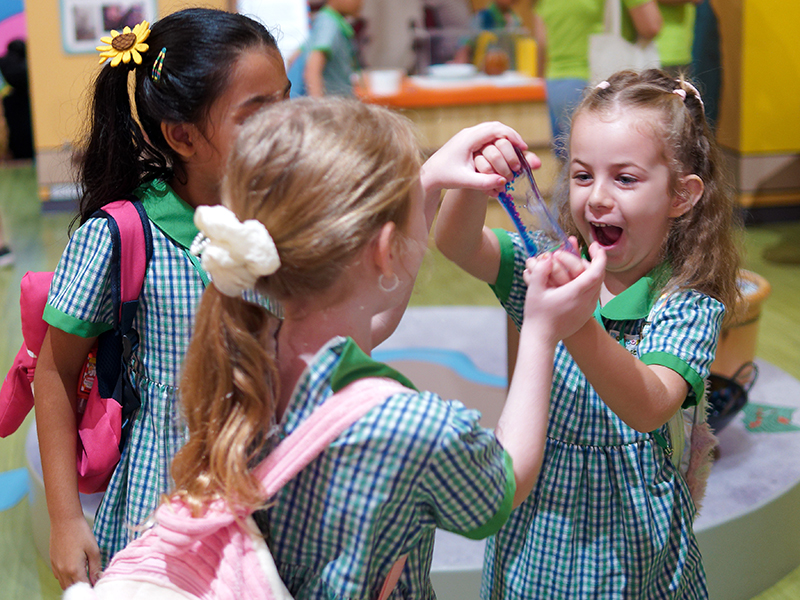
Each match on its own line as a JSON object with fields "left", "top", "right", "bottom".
{"left": 288, "top": 0, "right": 363, "bottom": 97}
{"left": 533, "top": 0, "right": 661, "bottom": 157}
{"left": 655, "top": 0, "right": 698, "bottom": 76}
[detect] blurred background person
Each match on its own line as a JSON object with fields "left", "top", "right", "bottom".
{"left": 532, "top": 0, "right": 661, "bottom": 157}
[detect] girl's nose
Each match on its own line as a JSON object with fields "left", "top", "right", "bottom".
{"left": 587, "top": 183, "right": 612, "bottom": 211}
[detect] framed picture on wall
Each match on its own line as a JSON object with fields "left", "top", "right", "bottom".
{"left": 60, "top": 0, "right": 156, "bottom": 54}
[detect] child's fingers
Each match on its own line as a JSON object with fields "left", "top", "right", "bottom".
{"left": 479, "top": 143, "right": 516, "bottom": 181}
{"left": 587, "top": 242, "right": 607, "bottom": 271}
{"left": 571, "top": 244, "right": 606, "bottom": 302}
{"left": 474, "top": 154, "right": 493, "bottom": 175}
{"left": 522, "top": 254, "right": 552, "bottom": 290}
{"left": 523, "top": 150, "right": 542, "bottom": 170}
{"left": 552, "top": 248, "right": 587, "bottom": 281}
{"left": 463, "top": 121, "right": 527, "bottom": 153}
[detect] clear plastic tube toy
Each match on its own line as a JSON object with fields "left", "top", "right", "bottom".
{"left": 496, "top": 147, "right": 576, "bottom": 257}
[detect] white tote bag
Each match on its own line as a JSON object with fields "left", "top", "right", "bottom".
{"left": 588, "top": 0, "right": 660, "bottom": 84}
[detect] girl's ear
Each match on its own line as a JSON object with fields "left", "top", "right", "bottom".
{"left": 161, "top": 122, "right": 199, "bottom": 159}
{"left": 373, "top": 221, "right": 397, "bottom": 278}
{"left": 670, "top": 174, "right": 704, "bottom": 218}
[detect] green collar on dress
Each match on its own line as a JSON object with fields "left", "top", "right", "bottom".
{"left": 594, "top": 262, "right": 671, "bottom": 322}
{"left": 330, "top": 337, "right": 418, "bottom": 393}
{"left": 321, "top": 5, "right": 355, "bottom": 39}
{"left": 136, "top": 179, "right": 199, "bottom": 250}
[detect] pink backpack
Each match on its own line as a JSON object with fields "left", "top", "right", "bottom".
{"left": 0, "top": 198, "right": 152, "bottom": 493}
{"left": 64, "top": 377, "right": 411, "bottom": 600}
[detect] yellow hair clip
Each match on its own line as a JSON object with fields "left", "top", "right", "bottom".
{"left": 97, "top": 21, "right": 151, "bottom": 67}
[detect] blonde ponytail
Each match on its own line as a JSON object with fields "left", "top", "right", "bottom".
{"left": 172, "top": 285, "right": 279, "bottom": 514}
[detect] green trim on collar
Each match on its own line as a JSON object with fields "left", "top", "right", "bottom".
{"left": 136, "top": 180, "right": 200, "bottom": 250}
{"left": 489, "top": 228, "right": 516, "bottom": 304}
{"left": 330, "top": 338, "right": 418, "bottom": 393}
{"left": 461, "top": 449, "right": 516, "bottom": 540}
{"left": 321, "top": 5, "right": 354, "bottom": 39}
{"left": 597, "top": 263, "right": 671, "bottom": 321}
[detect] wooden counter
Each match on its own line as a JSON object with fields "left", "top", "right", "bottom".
{"left": 356, "top": 75, "right": 552, "bottom": 150}
{"left": 356, "top": 74, "right": 559, "bottom": 193}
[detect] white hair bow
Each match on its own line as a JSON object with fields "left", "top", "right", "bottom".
{"left": 191, "top": 205, "right": 280, "bottom": 297}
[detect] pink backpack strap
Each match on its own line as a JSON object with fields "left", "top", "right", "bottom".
{"left": 254, "top": 377, "right": 411, "bottom": 495}
{"left": 253, "top": 377, "right": 412, "bottom": 598}
{"left": 99, "top": 199, "right": 152, "bottom": 307}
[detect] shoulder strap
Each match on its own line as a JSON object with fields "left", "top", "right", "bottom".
{"left": 89, "top": 198, "right": 153, "bottom": 409}
{"left": 253, "top": 377, "right": 411, "bottom": 600}
{"left": 94, "top": 197, "right": 153, "bottom": 333}
{"left": 253, "top": 377, "right": 410, "bottom": 496}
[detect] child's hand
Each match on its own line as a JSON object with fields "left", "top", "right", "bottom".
{"left": 544, "top": 236, "right": 582, "bottom": 287}
{"left": 50, "top": 513, "right": 102, "bottom": 588}
{"left": 474, "top": 141, "right": 542, "bottom": 197}
{"left": 420, "top": 121, "right": 527, "bottom": 196}
{"left": 522, "top": 243, "right": 606, "bottom": 344}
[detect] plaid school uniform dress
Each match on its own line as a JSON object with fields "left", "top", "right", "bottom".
{"left": 45, "top": 180, "right": 278, "bottom": 564}
{"left": 257, "top": 336, "right": 516, "bottom": 600}
{"left": 481, "top": 230, "right": 723, "bottom": 600}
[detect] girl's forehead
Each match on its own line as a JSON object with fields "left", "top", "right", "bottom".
{"left": 574, "top": 108, "right": 664, "bottom": 146}
{"left": 580, "top": 106, "right": 660, "bottom": 129}
{"left": 571, "top": 108, "right": 669, "bottom": 166}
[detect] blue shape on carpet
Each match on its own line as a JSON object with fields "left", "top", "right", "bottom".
{"left": 0, "top": 468, "right": 29, "bottom": 511}
{"left": 373, "top": 347, "right": 507, "bottom": 388}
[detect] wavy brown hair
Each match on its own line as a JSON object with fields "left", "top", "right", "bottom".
{"left": 556, "top": 69, "right": 742, "bottom": 315}
{"left": 172, "top": 98, "right": 423, "bottom": 514}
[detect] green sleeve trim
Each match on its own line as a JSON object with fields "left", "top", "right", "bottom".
{"left": 461, "top": 450, "right": 516, "bottom": 540}
{"left": 488, "top": 228, "right": 515, "bottom": 304}
{"left": 640, "top": 351, "right": 704, "bottom": 408}
{"left": 42, "top": 304, "right": 111, "bottom": 339}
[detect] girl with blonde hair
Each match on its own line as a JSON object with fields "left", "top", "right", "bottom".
{"left": 129, "top": 97, "right": 604, "bottom": 599}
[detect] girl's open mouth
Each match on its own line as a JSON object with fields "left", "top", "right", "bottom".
{"left": 592, "top": 223, "right": 623, "bottom": 247}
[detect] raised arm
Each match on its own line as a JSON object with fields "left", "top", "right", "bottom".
{"left": 434, "top": 133, "right": 538, "bottom": 285}
{"left": 34, "top": 326, "right": 102, "bottom": 589}
{"left": 373, "top": 122, "right": 526, "bottom": 346}
{"left": 498, "top": 246, "right": 606, "bottom": 506}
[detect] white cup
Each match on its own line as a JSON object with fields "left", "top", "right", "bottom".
{"left": 368, "top": 69, "right": 404, "bottom": 96}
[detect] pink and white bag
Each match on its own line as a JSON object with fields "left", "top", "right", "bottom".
{"left": 64, "top": 377, "right": 411, "bottom": 600}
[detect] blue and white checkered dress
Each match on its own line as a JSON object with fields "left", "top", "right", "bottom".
{"left": 260, "top": 336, "right": 515, "bottom": 600}
{"left": 45, "top": 180, "right": 268, "bottom": 564}
{"left": 481, "top": 230, "right": 724, "bottom": 599}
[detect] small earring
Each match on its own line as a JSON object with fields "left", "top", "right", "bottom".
{"left": 378, "top": 273, "right": 399, "bottom": 292}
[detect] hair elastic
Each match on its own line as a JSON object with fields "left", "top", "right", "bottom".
{"left": 151, "top": 47, "right": 167, "bottom": 83}
{"left": 674, "top": 80, "right": 705, "bottom": 114}
{"left": 595, "top": 80, "right": 610, "bottom": 90}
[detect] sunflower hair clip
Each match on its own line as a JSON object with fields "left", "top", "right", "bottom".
{"left": 97, "top": 20, "right": 150, "bottom": 67}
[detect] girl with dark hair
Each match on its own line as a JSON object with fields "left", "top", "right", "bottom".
{"left": 33, "top": 8, "right": 290, "bottom": 589}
